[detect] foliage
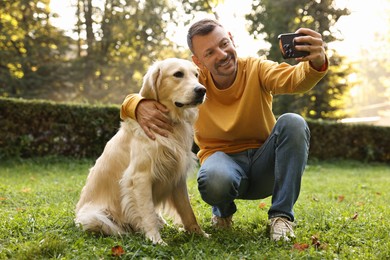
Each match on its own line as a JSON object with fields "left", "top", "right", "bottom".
{"left": 246, "top": 0, "right": 352, "bottom": 119}
{"left": 0, "top": 158, "right": 389, "bottom": 259}
{"left": 70, "top": 0, "right": 190, "bottom": 104}
{"left": 307, "top": 119, "right": 390, "bottom": 162}
{"left": 0, "top": 0, "right": 190, "bottom": 104}
{"left": 1, "top": 97, "right": 389, "bottom": 162}
{"left": 0, "top": 0, "right": 72, "bottom": 100}
{"left": 349, "top": 42, "right": 390, "bottom": 119}
{"left": 182, "top": 0, "right": 224, "bottom": 20}
{"left": 0, "top": 97, "right": 120, "bottom": 159}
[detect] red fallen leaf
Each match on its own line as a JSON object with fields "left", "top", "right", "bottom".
{"left": 351, "top": 212, "right": 358, "bottom": 220}
{"left": 311, "top": 235, "right": 321, "bottom": 248}
{"left": 111, "top": 245, "right": 125, "bottom": 257}
{"left": 293, "top": 243, "right": 309, "bottom": 251}
{"left": 311, "top": 235, "right": 328, "bottom": 250}
{"left": 258, "top": 202, "right": 267, "bottom": 209}
{"left": 337, "top": 195, "right": 345, "bottom": 202}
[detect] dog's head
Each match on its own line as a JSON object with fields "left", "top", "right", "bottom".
{"left": 139, "top": 58, "right": 206, "bottom": 122}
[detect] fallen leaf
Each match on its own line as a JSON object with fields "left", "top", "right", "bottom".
{"left": 0, "top": 197, "right": 6, "bottom": 201}
{"left": 311, "top": 235, "right": 328, "bottom": 250}
{"left": 311, "top": 235, "right": 321, "bottom": 248}
{"left": 351, "top": 212, "right": 358, "bottom": 220}
{"left": 111, "top": 245, "right": 125, "bottom": 257}
{"left": 337, "top": 195, "right": 345, "bottom": 202}
{"left": 258, "top": 202, "right": 267, "bottom": 209}
{"left": 293, "top": 243, "right": 309, "bottom": 251}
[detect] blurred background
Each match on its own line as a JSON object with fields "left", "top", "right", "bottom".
{"left": 1, "top": 0, "right": 389, "bottom": 126}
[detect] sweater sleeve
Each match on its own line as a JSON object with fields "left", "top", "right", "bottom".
{"left": 120, "top": 93, "right": 144, "bottom": 120}
{"left": 259, "top": 58, "right": 328, "bottom": 95}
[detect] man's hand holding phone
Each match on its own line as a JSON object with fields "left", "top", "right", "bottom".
{"left": 278, "top": 28, "right": 327, "bottom": 70}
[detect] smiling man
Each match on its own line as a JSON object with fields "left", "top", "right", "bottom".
{"left": 120, "top": 18, "right": 328, "bottom": 241}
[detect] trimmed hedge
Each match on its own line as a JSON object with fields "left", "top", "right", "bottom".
{"left": 1, "top": 97, "right": 389, "bottom": 162}
{"left": 0, "top": 97, "right": 120, "bottom": 159}
{"left": 308, "top": 120, "right": 390, "bottom": 162}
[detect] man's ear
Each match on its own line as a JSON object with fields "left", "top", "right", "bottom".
{"left": 228, "top": 32, "right": 236, "bottom": 47}
{"left": 192, "top": 55, "right": 203, "bottom": 69}
{"left": 139, "top": 61, "right": 162, "bottom": 100}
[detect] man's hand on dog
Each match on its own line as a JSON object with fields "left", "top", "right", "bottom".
{"left": 136, "top": 100, "right": 173, "bottom": 140}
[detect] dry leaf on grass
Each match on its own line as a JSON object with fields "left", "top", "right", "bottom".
{"left": 337, "top": 195, "right": 345, "bottom": 202}
{"left": 258, "top": 202, "right": 267, "bottom": 209}
{"left": 293, "top": 243, "right": 309, "bottom": 251}
{"left": 311, "top": 235, "right": 328, "bottom": 250}
{"left": 111, "top": 245, "right": 125, "bottom": 257}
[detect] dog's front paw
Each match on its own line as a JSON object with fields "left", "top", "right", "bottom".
{"left": 185, "top": 224, "right": 210, "bottom": 238}
{"left": 201, "top": 230, "right": 210, "bottom": 238}
{"left": 146, "top": 231, "right": 166, "bottom": 246}
{"left": 153, "top": 238, "right": 167, "bottom": 246}
{"left": 197, "top": 229, "right": 210, "bottom": 238}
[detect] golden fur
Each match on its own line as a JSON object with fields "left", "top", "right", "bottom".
{"left": 75, "top": 58, "right": 207, "bottom": 244}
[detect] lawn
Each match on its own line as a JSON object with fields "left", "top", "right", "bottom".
{"left": 0, "top": 157, "right": 389, "bottom": 259}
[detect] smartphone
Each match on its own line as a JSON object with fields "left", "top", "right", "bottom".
{"left": 278, "top": 33, "right": 310, "bottom": 59}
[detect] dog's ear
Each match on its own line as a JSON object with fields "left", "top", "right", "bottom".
{"left": 139, "top": 61, "right": 162, "bottom": 100}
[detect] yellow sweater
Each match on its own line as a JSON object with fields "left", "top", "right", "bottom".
{"left": 121, "top": 57, "right": 328, "bottom": 164}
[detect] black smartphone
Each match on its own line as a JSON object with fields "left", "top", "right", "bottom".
{"left": 278, "top": 33, "right": 310, "bottom": 59}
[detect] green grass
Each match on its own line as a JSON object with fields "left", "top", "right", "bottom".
{"left": 0, "top": 157, "right": 389, "bottom": 259}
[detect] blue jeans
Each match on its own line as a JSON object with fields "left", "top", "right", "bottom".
{"left": 197, "top": 113, "right": 310, "bottom": 221}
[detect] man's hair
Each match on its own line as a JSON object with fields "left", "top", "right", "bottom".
{"left": 187, "top": 18, "right": 223, "bottom": 54}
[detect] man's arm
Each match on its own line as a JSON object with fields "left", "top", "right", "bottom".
{"left": 121, "top": 94, "right": 172, "bottom": 140}
{"left": 262, "top": 28, "right": 328, "bottom": 94}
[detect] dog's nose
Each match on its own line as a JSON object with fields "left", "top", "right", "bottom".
{"left": 194, "top": 86, "right": 206, "bottom": 97}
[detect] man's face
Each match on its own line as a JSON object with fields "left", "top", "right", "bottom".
{"left": 191, "top": 26, "right": 237, "bottom": 82}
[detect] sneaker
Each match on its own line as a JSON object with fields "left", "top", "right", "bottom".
{"left": 269, "top": 217, "right": 296, "bottom": 241}
{"left": 211, "top": 215, "right": 233, "bottom": 229}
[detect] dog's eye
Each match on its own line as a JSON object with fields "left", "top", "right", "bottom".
{"left": 195, "top": 72, "right": 199, "bottom": 78}
{"left": 173, "top": 71, "right": 184, "bottom": 78}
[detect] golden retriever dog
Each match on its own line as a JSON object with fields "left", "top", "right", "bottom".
{"left": 75, "top": 58, "right": 207, "bottom": 245}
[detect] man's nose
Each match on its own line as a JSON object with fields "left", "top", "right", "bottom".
{"left": 215, "top": 48, "right": 227, "bottom": 59}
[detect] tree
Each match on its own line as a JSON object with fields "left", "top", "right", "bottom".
{"left": 349, "top": 35, "right": 390, "bottom": 122}
{"left": 246, "top": 0, "right": 351, "bottom": 119}
{"left": 0, "top": 0, "right": 72, "bottom": 100}
{"left": 68, "top": 0, "right": 189, "bottom": 104}
{"left": 182, "top": 0, "right": 223, "bottom": 20}
{"left": 1, "top": 0, "right": 193, "bottom": 104}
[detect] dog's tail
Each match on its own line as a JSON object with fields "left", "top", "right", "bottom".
{"left": 75, "top": 203, "right": 125, "bottom": 235}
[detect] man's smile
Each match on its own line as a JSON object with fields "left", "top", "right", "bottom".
{"left": 217, "top": 55, "right": 234, "bottom": 69}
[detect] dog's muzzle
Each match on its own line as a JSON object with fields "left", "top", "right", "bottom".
{"left": 193, "top": 85, "right": 206, "bottom": 104}
{"left": 175, "top": 86, "right": 206, "bottom": 107}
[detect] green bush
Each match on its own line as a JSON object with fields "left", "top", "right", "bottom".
{"left": 1, "top": 97, "right": 389, "bottom": 162}
{"left": 308, "top": 119, "right": 390, "bottom": 162}
{"left": 0, "top": 97, "right": 120, "bottom": 159}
